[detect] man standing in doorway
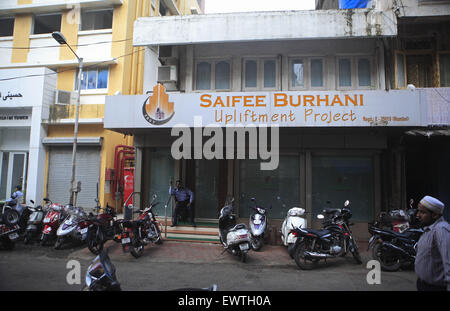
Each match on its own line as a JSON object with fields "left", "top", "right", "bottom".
{"left": 415, "top": 195, "right": 450, "bottom": 291}
{"left": 169, "top": 179, "right": 195, "bottom": 227}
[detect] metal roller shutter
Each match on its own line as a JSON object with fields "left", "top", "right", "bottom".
{"left": 47, "top": 146, "right": 101, "bottom": 209}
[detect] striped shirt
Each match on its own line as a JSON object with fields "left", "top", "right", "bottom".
{"left": 414, "top": 217, "right": 450, "bottom": 290}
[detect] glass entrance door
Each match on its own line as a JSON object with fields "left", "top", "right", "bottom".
{"left": 0, "top": 152, "right": 27, "bottom": 200}
{"left": 194, "top": 159, "right": 220, "bottom": 219}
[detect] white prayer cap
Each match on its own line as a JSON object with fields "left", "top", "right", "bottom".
{"left": 420, "top": 196, "right": 445, "bottom": 215}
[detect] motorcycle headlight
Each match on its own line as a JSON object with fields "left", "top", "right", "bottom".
{"left": 254, "top": 214, "right": 263, "bottom": 221}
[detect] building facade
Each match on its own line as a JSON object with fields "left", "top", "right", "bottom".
{"left": 104, "top": 0, "right": 450, "bottom": 242}
{"left": 0, "top": 0, "right": 202, "bottom": 210}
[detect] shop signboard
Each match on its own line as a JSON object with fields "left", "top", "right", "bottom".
{"left": 105, "top": 84, "right": 426, "bottom": 129}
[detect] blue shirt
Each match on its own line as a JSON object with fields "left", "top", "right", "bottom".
{"left": 169, "top": 186, "right": 194, "bottom": 203}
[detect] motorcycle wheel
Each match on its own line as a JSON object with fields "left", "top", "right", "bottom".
{"left": 130, "top": 234, "right": 144, "bottom": 258}
{"left": 251, "top": 238, "right": 263, "bottom": 251}
{"left": 293, "top": 241, "right": 319, "bottom": 270}
{"left": 349, "top": 239, "right": 362, "bottom": 264}
{"left": 372, "top": 242, "right": 402, "bottom": 272}
{"left": 23, "top": 231, "right": 32, "bottom": 244}
{"left": 54, "top": 237, "right": 64, "bottom": 250}
{"left": 240, "top": 251, "right": 248, "bottom": 263}
{"left": 87, "top": 227, "right": 104, "bottom": 255}
{"left": 153, "top": 224, "right": 163, "bottom": 245}
{"left": 287, "top": 243, "right": 296, "bottom": 259}
{"left": 2, "top": 208, "right": 19, "bottom": 226}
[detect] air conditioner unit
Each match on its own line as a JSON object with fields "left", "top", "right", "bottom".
{"left": 157, "top": 65, "right": 177, "bottom": 83}
{"left": 55, "top": 90, "right": 77, "bottom": 105}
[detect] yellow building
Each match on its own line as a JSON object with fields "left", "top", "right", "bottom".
{"left": 0, "top": 0, "right": 202, "bottom": 211}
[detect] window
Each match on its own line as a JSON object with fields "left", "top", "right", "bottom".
{"left": 75, "top": 67, "right": 109, "bottom": 90}
{"left": 33, "top": 13, "right": 61, "bottom": 34}
{"left": 440, "top": 54, "right": 450, "bottom": 87}
{"left": 0, "top": 152, "right": 27, "bottom": 201}
{"left": 195, "top": 60, "right": 231, "bottom": 91}
{"left": 0, "top": 18, "right": 14, "bottom": 37}
{"left": 290, "top": 59, "right": 304, "bottom": 88}
{"left": 310, "top": 59, "right": 324, "bottom": 87}
{"left": 395, "top": 52, "right": 406, "bottom": 89}
{"left": 338, "top": 58, "right": 352, "bottom": 87}
{"left": 80, "top": 10, "right": 113, "bottom": 31}
{"left": 336, "top": 56, "right": 372, "bottom": 89}
{"left": 243, "top": 58, "right": 279, "bottom": 90}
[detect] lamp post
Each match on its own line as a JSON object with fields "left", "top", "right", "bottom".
{"left": 52, "top": 31, "right": 83, "bottom": 206}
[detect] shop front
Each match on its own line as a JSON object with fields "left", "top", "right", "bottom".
{"left": 0, "top": 67, "right": 55, "bottom": 205}
{"left": 105, "top": 86, "right": 425, "bottom": 241}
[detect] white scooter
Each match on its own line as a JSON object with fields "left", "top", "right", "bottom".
{"left": 218, "top": 197, "right": 252, "bottom": 262}
{"left": 54, "top": 205, "right": 91, "bottom": 249}
{"left": 280, "top": 199, "right": 307, "bottom": 258}
{"left": 248, "top": 197, "right": 270, "bottom": 251}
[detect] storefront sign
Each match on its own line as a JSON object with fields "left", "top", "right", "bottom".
{"left": 105, "top": 84, "right": 425, "bottom": 129}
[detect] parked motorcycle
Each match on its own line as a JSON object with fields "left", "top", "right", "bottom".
{"left": 0, "top": 220, "right": 20, "bottom": 250}
{"left": 218, "top": 196, "right": 251, "bottom": 263}
{"left": 248, "top": 197, "right": 270, "bottom": 251}
{"left": 23, "top": 200, "right": 46, "bottom": 244}
{"left": 291, "top": 200, "right": 362, "bottom": 270}
{"left": 120, "top": 194, "right": 163, "bottom": 258}
{"left": 87, "top": 201, "right": 123, "bottom": 255}
{"left": 54, "top": 205, "right": 92, "bottom": 249}
{"left": 40, "top": 199, "right": 66, "bottom": 246}
{"left": 0, "top": 201, "right": 20, "bottom": 227}
{"left": 368, "top": 224, "right": 423, "bottom": 272}
{"left": 280, "top": 196, "right": 307, "bottom": 258}
{"left": 374, "top": 199, "right": 420, "bottom": 233}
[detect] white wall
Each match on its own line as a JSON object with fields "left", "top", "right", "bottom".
{"left": 0, "top": 38, "right": 13, "bottom": 67}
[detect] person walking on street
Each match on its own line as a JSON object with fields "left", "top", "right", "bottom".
{"left": 415, "top": 195, "right": 450, "bottom": 291}
{"left": 169, "top": 179, "right": 195, "bottom": 227}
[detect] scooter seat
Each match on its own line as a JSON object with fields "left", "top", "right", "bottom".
{"left": 305, "top": 228, "right": 331, "bottom": 237}
{"left": 229, "top": 224, "right": 246, "bottom": 232}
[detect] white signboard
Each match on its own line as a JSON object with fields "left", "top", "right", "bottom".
{"left": 105, "top": 85, "right": 425, "bottom": 128}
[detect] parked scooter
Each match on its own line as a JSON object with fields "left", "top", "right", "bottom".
{"left": 281, "top": 204, "right": 307, "bottom": 258}
{"left": 54, "top": 205, "right": 92, "bottom": 249}
{"left": 23, "top": 200, "right": 45, "bottom": 244}
{"left": 291, "top": 200, "right": 362, "bottom": 270}
{"left": 248, "top": 197, "right": 270, "bottom": 251}
{"left": 218, "top": 197, "right": 251, "bottom": 262}
{"left": 40, "top": 199, "right": 65, "bottom": 246}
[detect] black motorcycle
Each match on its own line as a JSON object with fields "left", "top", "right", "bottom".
{"left": 291, "top": 200, "right": 362, "bottom": 270}
{"left": 23, "top": 200, "right": 46, "bottom": 244}
{"left": 368, "top": 225, "right": 423, "bottom": 272}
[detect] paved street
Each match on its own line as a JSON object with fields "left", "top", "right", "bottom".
{"left": 0, "top": 239, "right": 418, "bottom": 291}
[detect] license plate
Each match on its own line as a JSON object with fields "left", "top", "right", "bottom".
{"left": 80, "top": 228, "right": 88, "bottom": 234}
{"left": 122, "top": 237, "right": 131, "bottom": 244}
{"left": 239, "top": 243, "right": 249, "bottom": 251}
{"left": 9, "top": 233, "right": 19, "bottom": 240}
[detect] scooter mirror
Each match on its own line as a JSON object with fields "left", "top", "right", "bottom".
{"left": 30, "top": 200, "right": 34, "bottom": 204}
{"left": 317, "top": 214, "right": 325, "bottom": 219}
{"left": 344, "top": 200, "right": 350, "bottom": 207}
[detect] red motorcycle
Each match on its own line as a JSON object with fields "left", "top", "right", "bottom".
{"left": 87, "top": 202, "right": 122, "bottom": 255}
{"left": 120, "top": 194, "right": 163, "bottom": 258}
{"left": 40, "top": 198, "right": 66, "bottom": 246}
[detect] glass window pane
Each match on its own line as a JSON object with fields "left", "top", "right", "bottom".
{"left": 75, "top": 70, "right": 88, "bottom": 90}
{"left": 439, "top": 54, "right": 450, "bottom": 87}
{"left": 0, "top": 18, "right": 14, "bottom": 37}
{"left": 10, "top": 154, "right": 25, "bottom": 199}
{"left": 358, "top": 58, "right": 371, "bottom": 86}
{"left": 245, "top": 60, "right": 257, "bottom": 88}
{"left": 263, "top": 60, "right": 276, "bottom": 88}
{"left": 239, "top": 156, "right": 300, "bottom": 219}
{"left": 215, "top": 61, "right": 230, "bottom": 90}
{"left": 311, "top": 59, "right": 323, "bottom": 87}
{"left": 312, "top": 156, "right": 374, "bottom": 221}
{"left": 87, "top": 70, "right": 98, "bottom": 89}
{"left": 97, "top": 68, "right": 108, "bottom": 89}
{"left": 196, "top": 62, "right": 211, "bottom": 90}
{"left": 0, "top": 153, "right": 9, "bottom": 199}
{"left": 33, "top": 14, "right": 61, "bottom": 34}
{"left": 339, "top": 58, "right": 352, "bottom": 87}
{"left": 291, "top": 59, "right": 304, "bottom": 87}
{"left": 396, "top": 53, "right": 405, "bottom": 88}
